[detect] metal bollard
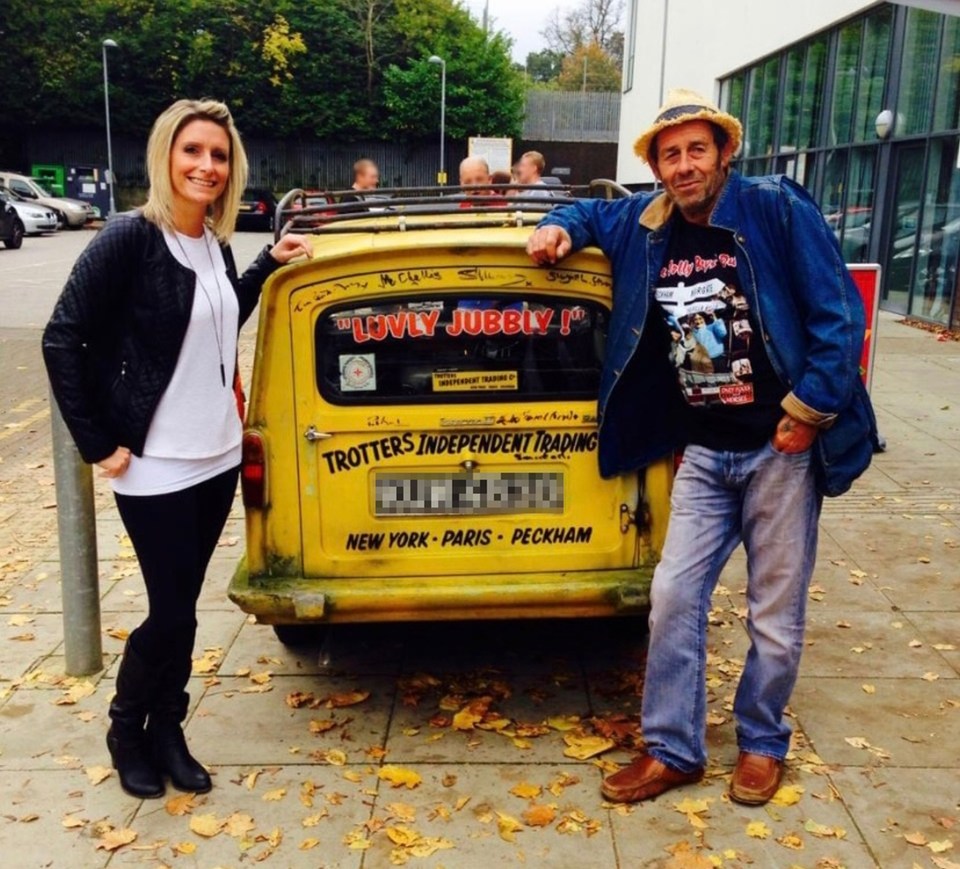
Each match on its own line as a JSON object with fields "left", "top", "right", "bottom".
{"left": 49, "top": 389, "right": 103, "bottom": 676}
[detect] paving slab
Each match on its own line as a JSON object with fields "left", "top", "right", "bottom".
{"left": 363, "top": 762, "right": 616, "bottom": 869}
{"left": 802, "top": 609, "right": 958, "bottom": 679}
{"left": 791, "top": 675, "right": 960, "bottom": 768}
{"left": 385, "top": 673, "right": 591, "bottom": 765}
{"left": 609, "top": 765, "right": 876, "bottom": 869}
{"left": 827, "top": 765, "right": 960, "bottom": 869}
{"left": 0, "top": 686, "right": 108, "bottom": 772}
{"left": 0, "top": 612, "right": 65, "bottom": 683}
{"left": 186, "top": 674, "right": 395, "bottom": 767}
{"left": 0, "top": 769, "right": 141, "bottom": 869}
{"left": 107, "top": 764, "right": 371, "bottom": 869}
{"left": 901, "top": 610, "right": 960, "bottom": 676}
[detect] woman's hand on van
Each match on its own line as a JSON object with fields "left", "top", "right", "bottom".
{"left": 527, "top": 226, "right": 572, "bottom": 265}
{"left": 97, "top": 446, "right": 132, "bottom": 478}
{"left": 269, "top": 235, "right": 314, "bottom": 265}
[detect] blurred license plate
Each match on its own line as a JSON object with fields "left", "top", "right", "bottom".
{"left": 375, "top": 472, "right": 563, "bottom": 516}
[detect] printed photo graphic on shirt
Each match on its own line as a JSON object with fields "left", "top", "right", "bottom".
{"left": 340, "top": 353, "right": 377, "bottom": 392}
{"left": 655, "top": 277, "right": 757, "bottom": 408}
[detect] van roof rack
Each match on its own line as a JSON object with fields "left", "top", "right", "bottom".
{"left": 273, "top": 179, "right": 632, "bottom": 242}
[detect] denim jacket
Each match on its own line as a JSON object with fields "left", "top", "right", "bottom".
{"left": 540, "top": 171, "right": 878, "bottom": 497}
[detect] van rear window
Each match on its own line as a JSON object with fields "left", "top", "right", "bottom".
{"left": 316, "top": 295, "right": 607, "bottom": 403}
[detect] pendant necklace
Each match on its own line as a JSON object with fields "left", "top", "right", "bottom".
{"left": 173, "top": 228, "right": 227, "bottom": 387}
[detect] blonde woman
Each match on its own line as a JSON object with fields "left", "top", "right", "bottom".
{"left": 43, "top": 99, "right": 311, "bottom": 798}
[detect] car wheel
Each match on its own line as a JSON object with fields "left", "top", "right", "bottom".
{"left": 272, "top": 624, "right": 326, "bottom": 647}
{"left": 53, "top": 210, "right": 66, "bottom": 229}
{"left": 3, "top": 219, "right": 24, "bottom": 249}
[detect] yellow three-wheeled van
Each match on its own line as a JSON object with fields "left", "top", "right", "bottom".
{"left": 229, "top": 184, "right": 673, "bottom": 644}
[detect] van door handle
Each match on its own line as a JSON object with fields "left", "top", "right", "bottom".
{"left": 304, "top": 426, "right": 332, "bottom": 442}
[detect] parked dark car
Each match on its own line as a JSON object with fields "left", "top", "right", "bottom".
{"left": 237, "top": 188, "right": 278, "bottom": 232}
{"left": 1, "top": 194, "right": 24, "bottom": 249}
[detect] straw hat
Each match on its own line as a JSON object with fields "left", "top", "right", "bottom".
{"left": 633, "top": 88, "right": 743, "bottom": 164}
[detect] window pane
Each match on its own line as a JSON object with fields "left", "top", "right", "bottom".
{"left": 316, "top": 295, "right": 608, "bottom": 404}
{"left": 799, "top": 37, "right": 828, "bottom": 148}
{"left": 722, "top": 72, "right": 746, "bottom": 122}
{"left": 779, "top": 47, "right": 805, "bottom": 151}
{"left": 933, "top": 16, "right": 960, "bottom": 132}
{"left": 744, "top": 65, "right": 765, "bottom": 158}
{"left": 854, "top": 8, "right": 893, "bottom": 142}
{"left": 819, "top": 150, "right": 847, "bottom": 218}
{"left": 757, "top": 55, "right": 780, "bottom": 156}
{"left": 796, "top": 152, "right": 817, "bottom": 195}
{"left": 910, "top": 138, "right": 960, "bottom": 323}
{"left": 775, "top": 153, "right": 797, "bottom": 179}
{"left": 885, "top": 145, "right": 926, "bottom": 313}
{"left": 831, "top": 21, "right": 862, "bottom": 145}
{"left": 898, "top": 9, "right": 941, "bottom": 136}
{"left": 840, "top": 148, "right": 876, "bottom": 262}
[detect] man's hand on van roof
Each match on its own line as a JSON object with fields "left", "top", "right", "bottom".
{"left": 527, "top": 226, "right": 572, "bottom": 266}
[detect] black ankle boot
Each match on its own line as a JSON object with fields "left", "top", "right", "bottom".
{"left": 147, "top": 691, "right": 211, "bottom": 793}
{"left": 107, "top": 644, "right": 164, "bottom": 799}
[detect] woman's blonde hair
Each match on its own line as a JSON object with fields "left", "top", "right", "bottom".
{"left": 142, "top": 99, "right": 248, "bottom": 242}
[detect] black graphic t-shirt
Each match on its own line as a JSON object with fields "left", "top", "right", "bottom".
{"left": 653, "top": 215, "right": 786, "bottom": 451}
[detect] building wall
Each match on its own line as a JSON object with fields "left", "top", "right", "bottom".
{"left": 617, "top": 0, "right": 877, "bottom": 184}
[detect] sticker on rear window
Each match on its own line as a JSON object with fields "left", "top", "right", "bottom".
{"left": 340, "top": 354, "right": 377, "bottom": 392}
{"left": 432, "top": 370, "right": 518, "bottom": 393}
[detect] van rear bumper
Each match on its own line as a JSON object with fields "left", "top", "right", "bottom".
{"left": 229, "top": 557, "right": 652, "bottom": 624}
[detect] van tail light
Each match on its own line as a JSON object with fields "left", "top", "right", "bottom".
{"left": 255, "top": 201, "right": 267, "bottom": 214}
{"left": 241, "top": 430, "right": 266, "bottom": 508}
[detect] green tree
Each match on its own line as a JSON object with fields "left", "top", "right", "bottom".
{"left": 525, "top": 49, "right": 564, "bottom": 84}
{"left": 381, "top": 1, "right": 523, "bottom": 140}
{"left": 0, "top": 0, "right": 524, "bottom": 145}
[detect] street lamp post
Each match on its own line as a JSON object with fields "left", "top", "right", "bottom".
{"left": 101, "top": 38, "right": 118, "bottom": 216}
{"left": 428, "top": 55, "right": 446, "bottom": 186}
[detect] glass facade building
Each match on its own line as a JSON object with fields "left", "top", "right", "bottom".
{"left": 719, "top": 3, "right": 960, "bottom": 328}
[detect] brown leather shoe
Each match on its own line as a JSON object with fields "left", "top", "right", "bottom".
{"left": 729, "top": 752, "right": 784, "bottom": 805}
{"left": 601, "top": 753, "right": 704, "bottom": 803}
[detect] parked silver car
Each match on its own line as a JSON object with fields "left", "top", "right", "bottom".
{"left": 0, "top": 171, "right": 94, "bottom": 228}
{"left": 0, "top": 189, "right": 59, "bottom": 235}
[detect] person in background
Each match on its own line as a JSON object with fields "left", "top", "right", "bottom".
{"left": 459, "top": 156, "right": 492, "bottom": 196}
{"left": 515, "top": 151, "right": 554, "bottom": 198}
{"left": 527, "top": 88, "right": 876, "bottom": 807}
{"left": 43, "top": 99, "right": 311, "bottom": 800}
{"left": 349, "top": 158, "right": 379, "bottom": 193}
{"left": 491, "top": 169, "right": 514, "bottom": 195}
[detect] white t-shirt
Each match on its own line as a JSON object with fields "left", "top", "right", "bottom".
{"left": 112, "top": 228, "right": 242, "bottom": 496}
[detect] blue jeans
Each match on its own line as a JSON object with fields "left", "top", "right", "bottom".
{"left": 642, "top": 442, "right": 821, "bottom": 772}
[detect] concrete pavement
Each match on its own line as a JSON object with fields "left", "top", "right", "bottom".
{"left": 0, "top": 231, "right": 958, "bottom": 868}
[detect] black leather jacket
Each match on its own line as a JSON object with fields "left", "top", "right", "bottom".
{"left": 42, "top": 212, "right": 281, "bottom": 464}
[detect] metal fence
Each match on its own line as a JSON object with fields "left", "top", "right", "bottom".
{"left": 23, "top": 130, "right": 465, "bottom": 192}
{"left": 19, "top": 91, "right": 622, "bottom": 192}
{"left": 522, "top": 91, "right": 621, "bottom": 143}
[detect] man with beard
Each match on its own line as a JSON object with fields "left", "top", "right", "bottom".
{"left": 527, "top": 89, "right": 877, "bottom": 806}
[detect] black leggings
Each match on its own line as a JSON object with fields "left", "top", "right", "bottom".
{"left": 114, "top": 466, "right": 239, "bottom": 666}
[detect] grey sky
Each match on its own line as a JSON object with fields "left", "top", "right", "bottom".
{"left": 462, "top": 0, "right": 579, "bottom": 63}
